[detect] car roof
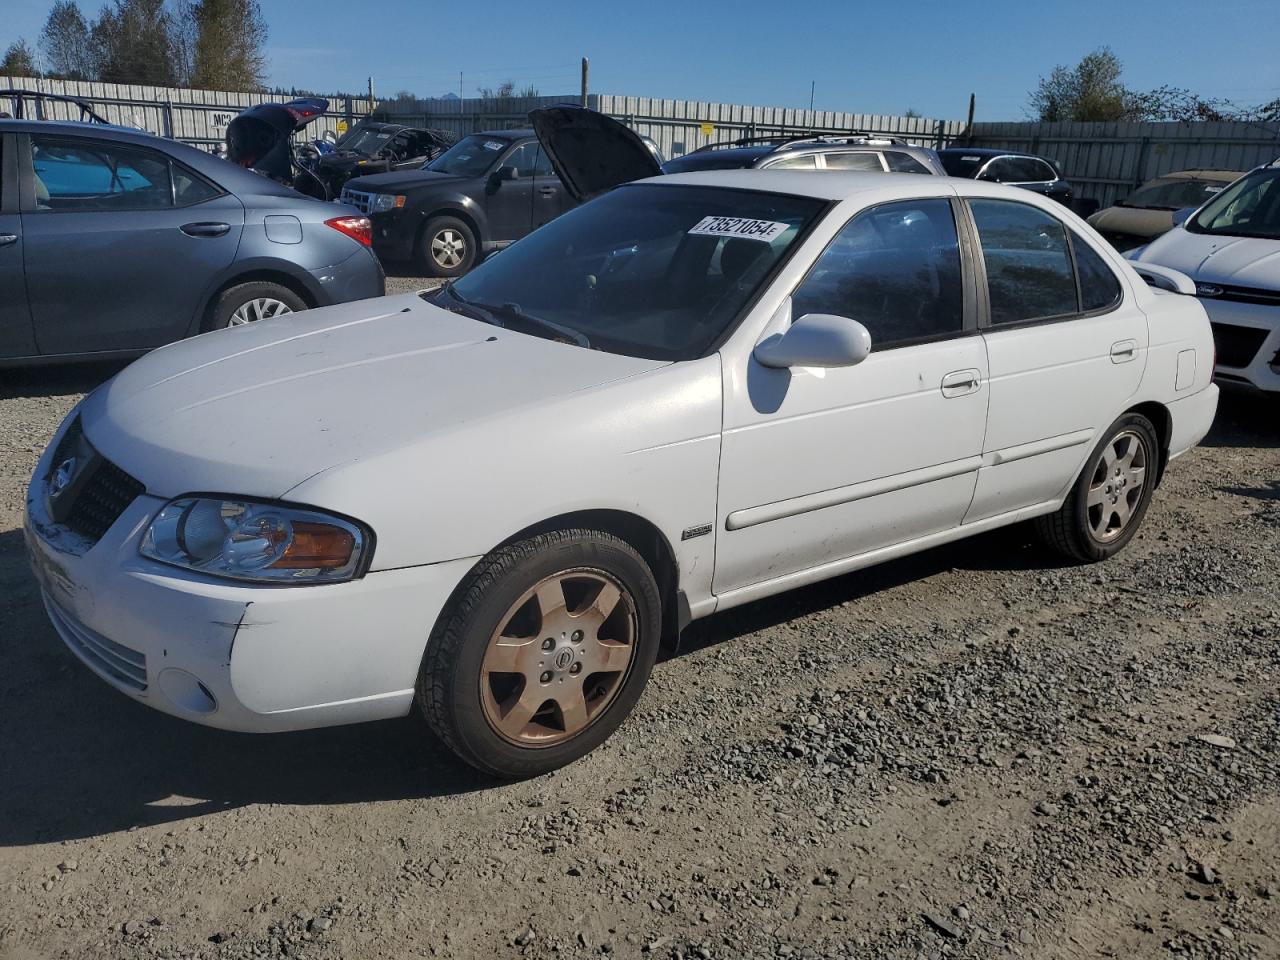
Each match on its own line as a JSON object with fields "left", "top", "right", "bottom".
{"left": 470, "top": 128, "right": 534, "bottom": 140}
{"left": 0, "top": 117, "right": 152, "bottom": 137}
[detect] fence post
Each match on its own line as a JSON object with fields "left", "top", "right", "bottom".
{"left": 1133, "top": 135, "right": 1151, "bottom": 190}
{"left": 162, "top": 100, "right": 173, "bottom": 138}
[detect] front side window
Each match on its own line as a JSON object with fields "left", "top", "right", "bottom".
{"left": 32, "top": 136, "right": 174, "bottom": 211}
{"left": 791, "top": 198, "right": 964, "bottom": 348}
{"left": 503, "top": 142, "right": 540, "bottom": 178}
{"left": 823, "top": 152, "right": 883, "bottom": 171}
{"left": 885, "top": 152, "right": 932, "bottom": 175}
{"left": 425, "top": 134, "right": 510, "bottom": 178}
{"left": 970, "top": 199, "right": 1077, "bottom": 324}
{"left": 440, "top": 184, "right": 825, "bottom": 361}
{"left": 1187, "top": 169, "right": 1280, "bottom": 240}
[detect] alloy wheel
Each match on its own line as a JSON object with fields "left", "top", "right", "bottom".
{"left": 229, "top": 297, "right": 293, "bottom": 326}
{"left": 431, "top": 229, "right": 466, "bottom": 269}
{"left": 480, "top": 568, "right": 637, "bottom": 747}
{"left": 1086, "top": 429, "right": 1148, "bottom": 543}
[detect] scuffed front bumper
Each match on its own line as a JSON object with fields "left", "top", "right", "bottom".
{"left": 24, "top": 431, "right": 474, "bottom": 734}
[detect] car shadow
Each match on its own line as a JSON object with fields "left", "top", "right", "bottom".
{"left": 0, "top": 360, "right": 130, "bottom": 400}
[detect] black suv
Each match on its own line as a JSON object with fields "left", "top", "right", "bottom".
{"left": 341, "top": 129, "right": 572, "bottom": 277}
{"left": 938, "top": 147, "right": 1074, "bottom": 207}
{"left": 662, "top": 133, "right": 946, "bottom": 176}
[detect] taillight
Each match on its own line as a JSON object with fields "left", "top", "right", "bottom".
{"left": 325, "top": 216, "right": 372, "bottom": 247}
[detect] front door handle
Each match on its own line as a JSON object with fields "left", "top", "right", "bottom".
{"left": 1110, "top": 339, "right": 1137, "bottom": 363}
{"left": 180, "top": 221, "right": 231, "bottom": 238}
{"left": 941, "top": 368, "right": 982, "bottom": 397}
{"left": 0, "top": 234, "right": 18, "bottom": 247}
{"left": 538, "top": 186, "right": 557, "bottom": 197}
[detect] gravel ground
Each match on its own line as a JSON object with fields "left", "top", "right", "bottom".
{"left": 0, "top": 320, "right": 1277, "bottom": 960}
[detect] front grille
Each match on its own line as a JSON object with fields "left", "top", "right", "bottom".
{"left": 1205, "top": 284, "right": 1280, "bottom": 307}
{"left": 340, "top": 188, "right": 374, "bottom": 215}
{"left": 44, "top": 594, "right": 148, "bottom": 691}
{"left": 47, "top": 417, "right": 145, "bottom": 545}
{"left": 1210, "top": 322, "right": 1269, "bottom": 369}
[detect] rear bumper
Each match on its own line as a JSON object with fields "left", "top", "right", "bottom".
{"left": 310, "top": 246, "right": 385, "bottom": 306}
{"left": 1166, "top": 382, "right": 1219, "bottom": 461}
{"left": 1200, "top": 299, "right": 1280, "bottom": 393}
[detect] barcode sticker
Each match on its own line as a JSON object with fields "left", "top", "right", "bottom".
{"left": 688, "top": 216, "right": 789, "bottom": 242}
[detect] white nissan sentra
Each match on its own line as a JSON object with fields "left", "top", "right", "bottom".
{"left": 26, "top": 110, "right": 1218, "bottom": 778}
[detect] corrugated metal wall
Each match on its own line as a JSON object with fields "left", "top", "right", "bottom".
{"left": 0, "top": 75, "right": 370, "bottom": 148}
{"left": 965, "top": 120, "right": 1280, "bottom": 208}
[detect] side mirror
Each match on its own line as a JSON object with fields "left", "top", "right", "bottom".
{"left": 753, "top": 313, "right": 872, "bottom": 369}
{"left": 497, "top": 165, "right": 519, "bottom": 181}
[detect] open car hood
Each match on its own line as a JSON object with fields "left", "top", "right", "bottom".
{"left": 529, "top": 105, "right": 663, "bottom": 202}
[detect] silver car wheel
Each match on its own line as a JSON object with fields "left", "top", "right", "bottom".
{"left": 431, "top": 229, "right": 466, "bottom": 269}
{"left": 229, "top": 297, "right": 293, "bottom": 326}
{"left": 1086, "top": 429, "right": 1148, "bottom": 543}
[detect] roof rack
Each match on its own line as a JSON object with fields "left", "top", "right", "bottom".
{"left": 692, "top": 131, "right": 911, "bottom": 154}
{"left": 0, "top": 88, "right": 110, "bottom": 124}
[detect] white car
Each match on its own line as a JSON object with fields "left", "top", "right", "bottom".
{"left": 1130, "top": 160, "right": 1280, "bottom": 393}
{"left": 25, "top": 112, "right": 1219, "bottom": 778}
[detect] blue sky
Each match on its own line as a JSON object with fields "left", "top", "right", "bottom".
{"left": 5, "top": 0, "right": 1279, "bottom": 120}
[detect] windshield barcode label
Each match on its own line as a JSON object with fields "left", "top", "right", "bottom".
{"left": 688, "top": 216, "right": 789, "bottom": 242}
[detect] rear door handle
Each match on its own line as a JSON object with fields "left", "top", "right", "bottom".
{"left": 0, "top": 234, "right": 18, "bottom": 247}
{"left": 941, "top": 368, "right": 982, "bottom": 397}
{"left": 180, "top": 221, "right": 231, "bottom": 238}
{"left": 1110, "top": 339, "right": 1137, "bottom": 363}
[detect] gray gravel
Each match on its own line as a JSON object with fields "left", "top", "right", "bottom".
{"left": 0, "top": 343, "right": 1277, "bottom": 960}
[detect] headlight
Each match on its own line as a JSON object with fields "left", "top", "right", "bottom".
{"left": 140, "top": 498, "right": 371, "bottom": 584}
{"left": 371, "top": 194, "right": 405, "bottom": 213}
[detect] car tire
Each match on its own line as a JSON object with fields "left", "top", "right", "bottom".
{"left": 418, "top": 528, "right": 662, "bottom": 779}
{"left": 204, "top": 281, "right": 307, "bottom": 331}
{"left": 1035, "top": 412, "right": 1159, "bottom": 562}
{"left": 418, "top": 216, "right": 477, "bottom": 278}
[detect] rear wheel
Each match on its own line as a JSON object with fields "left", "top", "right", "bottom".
{"left": 205, "top": 281, "right": 306, "bottom": 331}
{"left": 418, "top": 216, "right": 477, "bottom": 278}
{"left": 1036, "top": 412, "right": 1159, "bottom": 562}
{"left": 418, "top": 529, "right": 661, "bottom": 778}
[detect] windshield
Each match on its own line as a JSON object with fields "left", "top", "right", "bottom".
{"left": 939, "top": 152, "right": 985, "bottom": 178}
{"left": 1188, "top": 169, "right": 1280, "bottom": 239}
{"left": 337, "top": 127, "right": 397, "bottom": 155}
{"left": 425, "top": 134, "right": 509, "bottom": 177}
{"left": 436, "top": 183, "right": 826, "bottom": 361}
{"left": 1122, "top": 177, "right": 1231, "bottom": 211}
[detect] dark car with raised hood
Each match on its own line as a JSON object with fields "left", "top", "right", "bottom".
{"left": 340, "top": 128, "right": 574, "bottom": 277}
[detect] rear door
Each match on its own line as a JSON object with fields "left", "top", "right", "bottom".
{"left": 532, "top": 144, "right": 574, "bottom": 227}
{"left": 0, "top": 132, "right": 36, "bottom": 358}
{"left": 22, "top": 132, "right": 245, "bottom": 355}
{"left": 962, "top": 196, "right": 1145, "bottom": 521}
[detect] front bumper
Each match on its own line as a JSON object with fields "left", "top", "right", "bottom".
{"left": 25, "top": 447, "right": 474, "bottom": 733}
{"left": 1199, "top": 298, "right": 1280, "bottom": 393}
{"left": 369, "top": 210, "right": 418, "bottom": 261}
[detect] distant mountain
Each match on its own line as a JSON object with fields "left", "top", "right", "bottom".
{"left": 438, "top": 92, "right": 460, "bottom": 101}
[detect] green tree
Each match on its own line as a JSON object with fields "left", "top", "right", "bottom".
{"left": 1, "top": 39, "right": 40, "bottom": 78}
{"left": 40, "top": 2, "right": 93, "bottom": 79}
{"left": 190, "top": 0, "right": 267, "bottom": 90}
{"left": 90, "top": 0, "right": 178, "bottom": 85}
{"left": 1029, "top": 47, "right": 1131, "bottom": 122}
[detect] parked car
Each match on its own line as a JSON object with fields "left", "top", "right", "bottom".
{"left": 300, "top": 120, "right": 458, "bottom": 200}
{"left": 661, "top": 133, "right": 946, "bottom": 176}
{"left": 28, "top": 109, "right": 1218, "bottom": 778}
{"left": 340, "top": 128, "right": 572, "bottom": 278}
{"left": 0, "top": 118, "right": 384, "bottom": 365}
{"left": 1129, "top": 161, "right": 1280, "bottom": 393}
{"left": 938, "top": 147, "right": 1074, "bottom": 207}
{"left": 1088, "top": 169, "right": 1242, "bottom": 250}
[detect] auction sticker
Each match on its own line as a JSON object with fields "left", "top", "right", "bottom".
{"left": 689, "top": 216, "right": 789, "bottom": 242}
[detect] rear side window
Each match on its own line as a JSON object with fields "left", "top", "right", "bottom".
{"left": 792, "top": 198, "right": 964, "bottom": 348}
{"left": 885, "top": 152, "right": 931, "bottom": 175}
{"left": 823, "top": 152, "right": 883, "bottom": 171}
{"left": 532, "top": 146, "right": 556, "bottom": 178}
{"left": 32, "top": 136, "right": 175, "bottom": 211}
{"left": 970, "top": 199, "right": 1076, "bottom": 324}
{"left": 1073, "top": 233, "right": 1123, "bottom": 312}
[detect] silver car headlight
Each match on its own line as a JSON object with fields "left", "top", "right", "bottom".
{"left": 140, "top": 498, "right": 371, "bottom": 584}
{"left": 371, "top": 193, "right": 405, "bottom": 213}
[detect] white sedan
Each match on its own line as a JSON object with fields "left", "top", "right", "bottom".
{"left": 26, "top": 157, "right": 1218, "bottom": 778}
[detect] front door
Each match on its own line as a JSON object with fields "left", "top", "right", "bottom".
{"left": 714, "top": 197, "right": 990, "bottom": 596}
{"left": 962, "top": 197, "right": 1147, "bottom": 521}
{"left": 22, "top": 132, "right": 244, "bottom": 355}
{"left": 485, "top": 140, "right": 538, "bottom": 243}
{"left": 0, "top": 134, "right": 36, "bottom": 358}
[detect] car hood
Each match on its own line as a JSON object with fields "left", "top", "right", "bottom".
{"left": 81, "top": 293, "right": 666, "bottom": 500}
{"left": 344, "top": 169, "right": 465, "bottom": 193}
{"left": 1088, "top": 205, "right": 1174, "bottom": 239}
{"left": 1137, "top": 228, "right": 1280, "bottom": 287}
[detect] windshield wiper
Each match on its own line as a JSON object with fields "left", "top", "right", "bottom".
{"left": 469, "top": 299, "right": 591, "bottom": 348}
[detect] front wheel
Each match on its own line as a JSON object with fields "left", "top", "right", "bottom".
{"left": 1035, "top": 412, "right": 1159, "bottom": 562}
{"left": 418, "top": 216, "right": 477, "bottom": 278}
{"left": 418, "top": 529, "right": 662, "bottom": 778}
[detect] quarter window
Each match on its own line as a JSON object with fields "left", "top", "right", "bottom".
{"left": 970, "top": 199, "right": 1077, "bottom": 324}
{"left": 792, "top": 198, "right": 964, "bottom": 348}
{"left": 766, "top": 154, "right": 818, "bottom": 170}
{"left": 885, "top": 152, "right": 932, "bottom": 175}
{"left": 1073, "top": 232, "right": 1123, "bottom": 312}
{"left": 32, "top": 136, "right": 175, "bottom": 210}
{"left": 823, "top": 152, "right": 883, "bottom": 171}
{"left": 172, "top": 165, "right": 221, "bottom": 205}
